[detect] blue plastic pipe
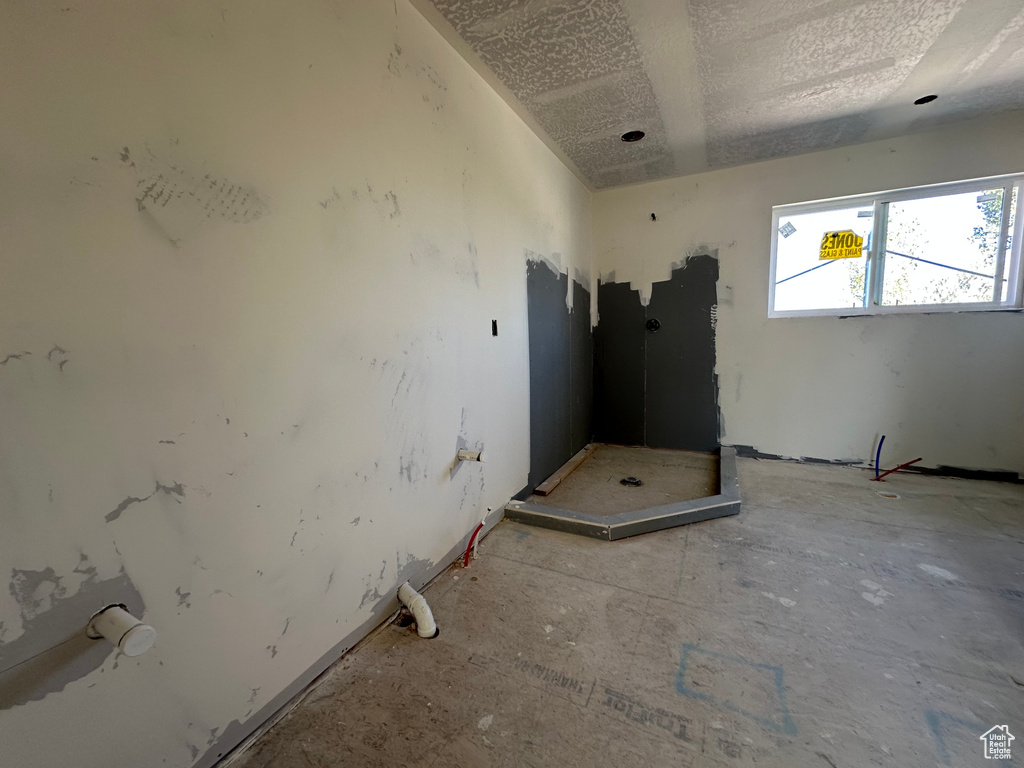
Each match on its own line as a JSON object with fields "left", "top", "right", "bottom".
{"left": 875, "top": 435, "right": 885, "bottom": 478}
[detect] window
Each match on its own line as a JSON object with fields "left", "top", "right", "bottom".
{"left": 769, "top": 174, "right": 1024, "bottom": 317}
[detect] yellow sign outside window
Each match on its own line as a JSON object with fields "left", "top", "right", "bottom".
{"left": 819, "top": 230, "right": 864, "bottom": 260}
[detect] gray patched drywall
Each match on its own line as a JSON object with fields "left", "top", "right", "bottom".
{"left": 0, "top": 1, "right": 591, "bottom": 765}
{"left": 0, "top": 564, "right": 145, "bottom": 709}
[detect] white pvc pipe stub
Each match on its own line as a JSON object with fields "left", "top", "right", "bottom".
{"left": 397, "top": 582, "right": 439, "bottom": 639}
{"left": 457, "top": 449, "right": 488, "bottom": 463}
{"left": 86, "top": 604, "right": 157, "bottom": 657}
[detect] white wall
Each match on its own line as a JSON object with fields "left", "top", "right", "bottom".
{"left": 0, "top": 1, "right": 590, "bottom": 766}
{"left": 594, "top": 112, "right": 1024, "bottom": 475}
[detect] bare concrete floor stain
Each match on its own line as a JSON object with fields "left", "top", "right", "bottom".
{"left": 530, "top": 444, "right": 720, "bottom": 517}
{"left": 232, "top": 459, "right": 1024, "bottom": 768}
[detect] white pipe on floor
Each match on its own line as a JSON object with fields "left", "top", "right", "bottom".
{"left": 397, "top": 581, "right": 439, "bottom": 638}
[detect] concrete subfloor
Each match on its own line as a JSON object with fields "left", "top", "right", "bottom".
{"left": 530, "top": 444, "right": 719, "bottom": 516}
{"left": 232, "top": 459, "right": 1024, "bottom": 768}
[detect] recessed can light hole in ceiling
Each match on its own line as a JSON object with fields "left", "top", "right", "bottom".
{"left": 913, "top": 94, "right": 938, "bottom": 105}
{"left": 621, "top": 130, "right": 646, "bottom": 142}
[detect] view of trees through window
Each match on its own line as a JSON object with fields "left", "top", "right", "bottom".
{"left": 880, "top": 188, "right": 1008, "bottom": 306}
{"left": 772, "top": 177, "right": 1021, "bottom": 315}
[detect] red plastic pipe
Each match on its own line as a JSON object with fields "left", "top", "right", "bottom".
{"left": 463, "top": 523, "right": 484, "bottom": 567}
{"left": 871, "top": 457, "right": 922, "bottom": 481}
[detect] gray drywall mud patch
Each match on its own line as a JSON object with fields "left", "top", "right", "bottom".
{"left": 0, "top": 562, "right": 145, "bottom": 709}
{"left": 922, "top": 465, "right": 1020, "bottom": 483}
{"left": 133, "top": 168, "right": 267, "bottom": 223}
{"left": 413, "top": 240, "right": 480, "bottom": 286}
{"left": 105, "top": 480, "right": 186, "bottom": 522}
{"left": 359, "top": 553, "right": 434, "bottom": 613}
{"left": 118, "top": 144, "right": 269, "bottom": 246}
{"left": 523, "top": 257, "right": 592, "bottom": 496}
{"left": 0, "top": 351, "right": 31, "bottom": 366}
{"left": 730, "top": 445, "right": 860, "bottom": 465}
{"left": 594, "top": 253, "right": 719, "bottom": 450}
{"left": 46, "top": 345, "right": 69, "bottom": 372}
{"left": 9, "top": 567, "right": 66, "bottom": 623}
{"left": 730, "top": 444, "right": 1022, "bottom": 481}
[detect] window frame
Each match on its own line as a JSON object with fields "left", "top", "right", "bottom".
{"left": 768, "top": 173, "right": 1024, "bottom": 319}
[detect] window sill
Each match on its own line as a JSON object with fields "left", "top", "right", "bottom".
{"left": 768, "top": 304, "right": 1023, "bottom": 319}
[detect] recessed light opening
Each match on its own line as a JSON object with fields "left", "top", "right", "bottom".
{"left": 913, "top": 94, "right": 938, "bottom": 105}
{"left": 621, "top": 130, "right": 646, "bottom": 142}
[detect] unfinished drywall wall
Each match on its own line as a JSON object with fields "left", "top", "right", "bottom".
{"left": 594, "top": 111, "right": 1024, "bottom": 476}
{"left": 0, "top": 1, "right": 591, "bottom": 766}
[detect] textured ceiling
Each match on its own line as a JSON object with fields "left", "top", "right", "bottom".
{"left": 417, "top": 0, "right": 1024, "bottom": 189}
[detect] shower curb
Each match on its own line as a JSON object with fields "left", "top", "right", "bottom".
{"left": 504, "top": 447, "right": 740, "bottom": 540}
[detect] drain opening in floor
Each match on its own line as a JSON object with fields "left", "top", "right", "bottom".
{"left": 620, "top": 476, "right": 643, "bottom": 487}
{"left": 529, "top": 445, "right": 721, "bottom": 517}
